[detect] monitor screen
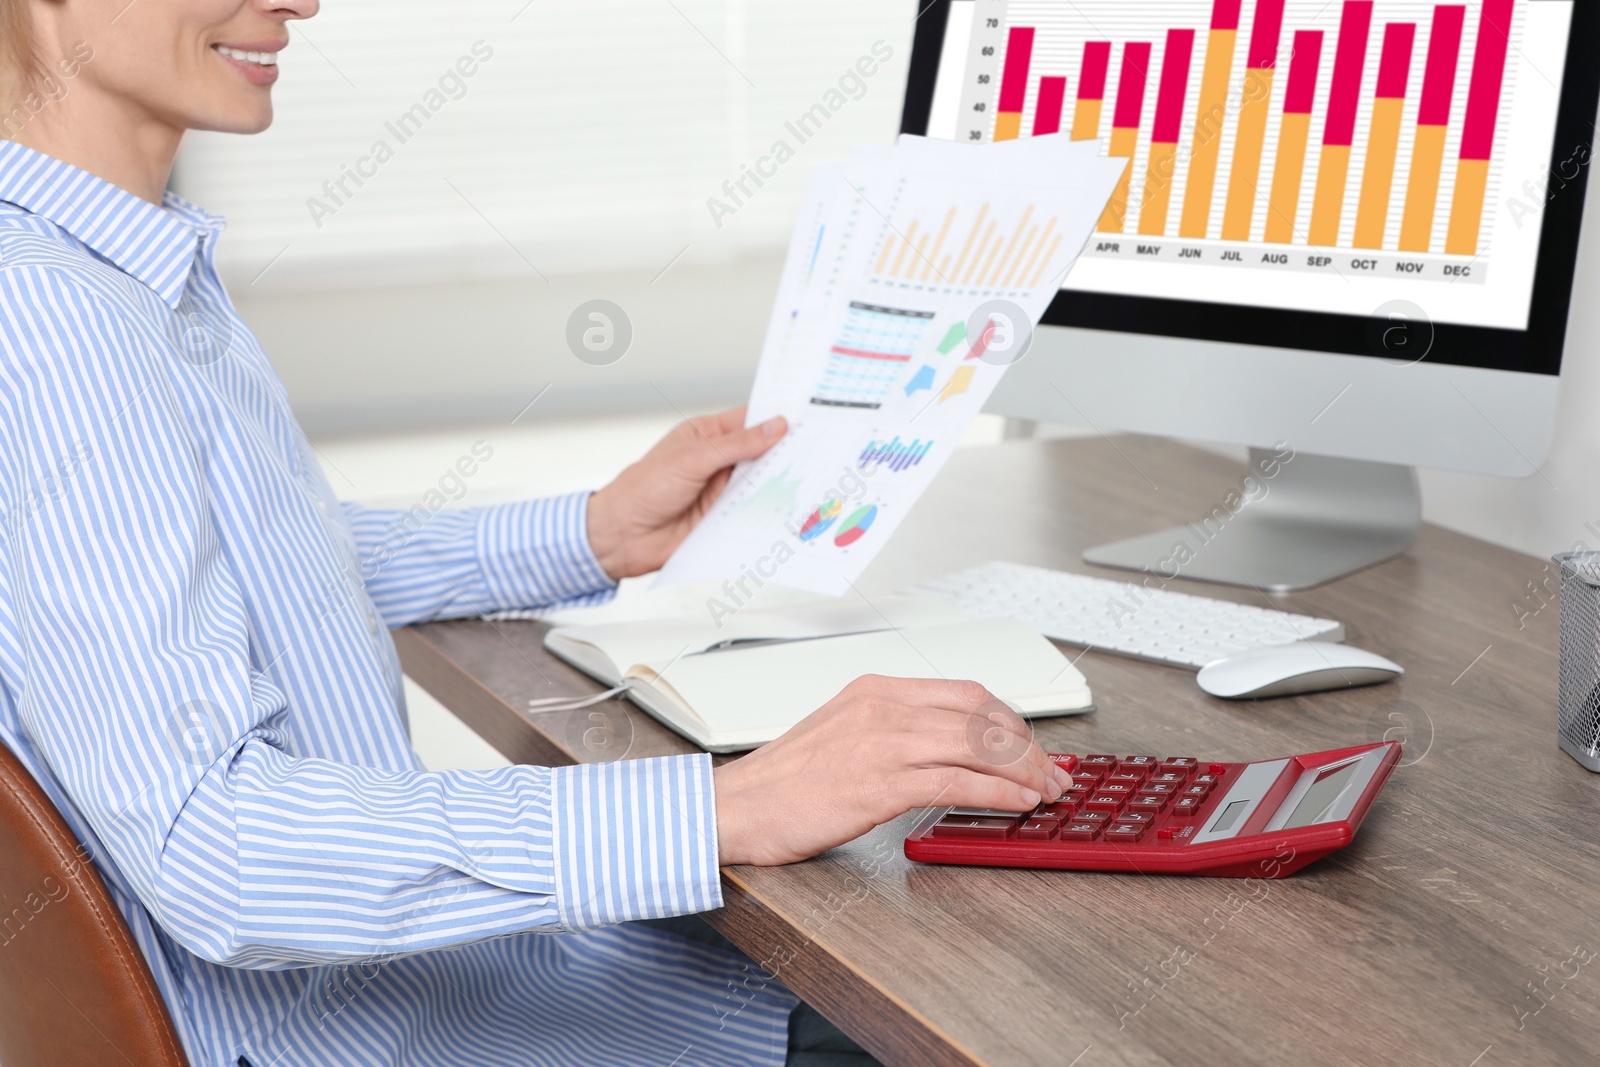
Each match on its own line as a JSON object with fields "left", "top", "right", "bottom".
{"left": 902, "top": 0, "right": 1598, "bottom": 374}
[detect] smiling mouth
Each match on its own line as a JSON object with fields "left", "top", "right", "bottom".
{"left": 213, "top": 45, "right": 278, "bottom": 66}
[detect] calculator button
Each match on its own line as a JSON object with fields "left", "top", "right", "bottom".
{"left": 1097, "top": 781, "right": 1136, "bottom": 797}
{"left": 1058, "top": 823, "right": 1101, "bottom": 841}
{"left": 1017, "top": 819, "right": 1059, "bottom": 840}
{"left": 1208, "top": 763, "right": 1228, "bottom": 775}
{"left": 1105, "top": 774, "right": 1145, "bottom": 790}
{"left": 1128, "top": 795, "right": 1168, "bottom": 814}
{"left": 1161, "top": 758, "right": 1198, "bottom": 771}
{"left": 1118, "top": 756, "right": 1159, "bottom": 773}
{"left": 1140, "top": 781, "right": 1178, "bottom": 796}
{"left": 1061, "top": 787, "right": 1092, "bottom": 806}
{"left": 1084, "top": 794, "right": 1127, "bottom": 813}
{"left": 1074, "top": 810, "right": 1111, "bottom": 826}
{"left": 1172, "top": 797, "right": 1202, "bottom": 816}
{"left": 1193, "top": 774, "right": 1221, "bottom": 787}
{"left": 932, "top": 817, "right": 1016, "bottom": 838}
{"left": 1037, "top": 802, "right": 1077, "bottom": 819}
{"left": 1148, "top": 771, "right": 1186, "bottom": 786}
{"left": 1079, "top": 755, "right": 1119, "bottom": 772}
{"left": 1103, "top": 824, "right": 1147, "bottom": 844}
{"left": 1114, "top": 811, "right": 1154, "bottom": 825}
{"left": 1181, "top": 784, "right": 1211, "bottom": 799}
{"left": 947, "top": 807, "right": 1030, "bottom": 818}
{"left": 1049, "top": 753, "right": 1080, "bottom": 774}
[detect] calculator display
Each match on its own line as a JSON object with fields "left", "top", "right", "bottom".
{"left": 1281, "top": 762, "right": 1361, "bottom": 829}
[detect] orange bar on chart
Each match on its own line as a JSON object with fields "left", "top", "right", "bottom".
{"left": 1179, "top": 1, "right": 1240, "bottom": 238}
{"left": 1399, "top": 6, "right": 1465, "bottom": 251}
{"left": 1353, "top": 23, "right": 1416, "bottom": 248}
{"left": 1447, "top": 0, "right": 1513, "bottom": 255}
{"left": 1073, "top": 42, "right": 1111, "bottom": 141}
{"left": 1265, "top": 30, "right": 1323, "bottom": 243}
{"left": 1308, "top": 1, "right": 1373, "bottom": 246}
{"left": 1099, "top": 42, "right": 1152, "bottom": 233}
{"left": 1139, "top": 30, "right": 1195, "bottom": 237}
{"left": 994, "top": 27, "right": 1034, "bottom": 142}
{"left": 1221, "top": 0, "right": 1286, "bottom": 240}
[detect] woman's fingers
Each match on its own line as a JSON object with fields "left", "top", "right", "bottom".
{"left": 899, "top": 765, "right": 1049, "bottom": 814}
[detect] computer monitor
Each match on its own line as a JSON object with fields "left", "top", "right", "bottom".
{"left": 901, "top": 0, "right": 1600, "bottom": 590}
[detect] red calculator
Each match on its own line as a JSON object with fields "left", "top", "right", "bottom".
{"left": 905, "top": 741, "right": 1400, "bottom": 878}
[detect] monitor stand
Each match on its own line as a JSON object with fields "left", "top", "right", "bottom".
{"left": 1083, "top": 449, "right": 1421, "bottom": 593}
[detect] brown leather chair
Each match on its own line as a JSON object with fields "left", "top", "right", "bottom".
{"left": 0, "top": 741, "right": 189, "bottom": 1066}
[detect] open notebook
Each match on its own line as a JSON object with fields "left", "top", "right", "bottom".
{"left": 543, "top": 595, "right": 1093, "bottom": 752}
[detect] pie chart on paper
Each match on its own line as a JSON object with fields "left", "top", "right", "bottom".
{"left": 798, "top": 499, "right": 842, "bottom": 542}
{"left": 833, "top": 505, "right": 878, "bottom": 547}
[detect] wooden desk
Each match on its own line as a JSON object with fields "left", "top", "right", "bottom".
{"left": 397, "top": 436, "right": 1600, "bottom": 1066}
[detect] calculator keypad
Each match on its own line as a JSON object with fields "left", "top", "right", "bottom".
{"left": 927, "top": 754, "right": 1230, "bottom": 846}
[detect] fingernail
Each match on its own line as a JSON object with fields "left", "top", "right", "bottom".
{"left": 762, "top": 416, "right": 785, "bottom": 438}
{"left": 1021, "top": 788, "right": 1042, "bottom": 807}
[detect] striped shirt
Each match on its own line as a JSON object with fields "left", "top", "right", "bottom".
{"left": 0, "top": 140, "right": 795, "bottom": 1066}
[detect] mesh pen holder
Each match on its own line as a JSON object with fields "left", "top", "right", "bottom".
{"left": 1556, "top": 551, "right": 1600, "bottom": 771}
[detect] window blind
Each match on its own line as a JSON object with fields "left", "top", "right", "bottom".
{"left": 175, "top": 0, "right": 912, "bottom": 292}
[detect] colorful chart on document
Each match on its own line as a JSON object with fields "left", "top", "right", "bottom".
{"left": 925, "top": 0, "right": 1573, "bottom": 329}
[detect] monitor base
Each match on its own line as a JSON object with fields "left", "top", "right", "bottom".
{"left": 1084, "top": 450, "right": 1421, "bottom": 593}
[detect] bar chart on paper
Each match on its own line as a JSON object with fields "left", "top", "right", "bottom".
{"left": 925, "top": 0, "right": 1573, "bottom": 325}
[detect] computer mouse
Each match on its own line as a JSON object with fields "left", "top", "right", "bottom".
{"left": 1196, "top": 641, "right": 1402, "bottom": 700}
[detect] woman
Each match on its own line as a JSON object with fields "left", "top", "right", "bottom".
{"left": 0, "top": 0, "right": 1070, "bottom": 1064}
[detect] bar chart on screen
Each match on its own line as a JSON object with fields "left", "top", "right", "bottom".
{"left": 926, "top": 0, "right": 1574, "bottom": 328}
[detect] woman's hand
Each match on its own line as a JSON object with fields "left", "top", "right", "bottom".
{"left": 586, "top": 406, "right": 786, "bottom": 580}
{"left": 712, "top": 676, "right": 1072, "bottom": 867}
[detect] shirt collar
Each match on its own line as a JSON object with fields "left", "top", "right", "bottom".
{"left": 0, "top": 140, "right": 223, "bottom": 309}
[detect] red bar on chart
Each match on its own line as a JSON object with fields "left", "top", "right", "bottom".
{"left": 1308, "top": 1, "right": 1374, "bottom": 246}
{"left": 995, "top": 27, "right": 1035, "bottom": 142}
{"left": 1353, "top": 23, "right": 1416, "bottom": 248}
{"left": 1140, "top": 29, "right": 1196, "bottom": 236}
{"left": 1073, "top": 41, "right": 1111, "bottom": 140}
{"left": 1265, "top": 30, "right": 1324, "bottom": 243}
{"left": 1447, "top": 0, "right": 1513, "bottom": 254}
{"left": 1179, "top": 0, "right": 1243, "bottom": 237}
{"left": 1033, "top": 76, "right": 1068, "bottom": 136}
{"left": 1097, "top": 42, "right": 1152, "bottom": 233}
{"left": 1221, "top": 0, "right": 1286, "bottom": 240}
{"left": 1400, "top": 5, "right": 1466, "bottom": 251}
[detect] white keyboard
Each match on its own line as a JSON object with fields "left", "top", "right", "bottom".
{"left": 908, "top": 561, "right": 1344, "bottom": 670}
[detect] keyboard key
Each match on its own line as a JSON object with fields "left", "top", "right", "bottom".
{"left": 1074, "top": 810, "right": 1111, "bottom": 826}
{"left": 1114, "top": 811, "right": 1154, "bottom": 825}
{"left": 1147, "top": 771, "right": 1187, "bottom": 786}
{"left": 1181, "top": 784, "right": 1211, "bottom": 799}
{"left": 1104, "top": 824, "right": 1147, "bottom": 844}
{"left": 1118, "top": 756, "right": 1159, "bottom": 774}
{"left": 1084, "top": 794, "right": 1127, "bottom": 813}
{"left": 1037, "top": 802, "right": 1077, "bottom": 819}
{"left": 1017, "top": 819, "right": 1059, "bottom": 840}
{"left": 1193, "top": 773, "right": 1221, "bottom": 788}
{"left": 1128, "top": 795, "right": 1168, "bottom": 814}
{"left": 1140, "top": 781, "right": 1178, "bottom": 796}
{"left": 932, "top": 817, "right": 1017, "bottom": 838}
{"left": 1079, "top": 755, "right": 1119, "bottom": 773}
{"left": 1058, "top": 822, "right": 1101, "bottom": 841}
{"left": 1097, "top": 781, "right": 1136, "bottom": 797}
{"left": 1172, "top": 797, "right": 1202, "bottom": 817}
{"left": 1061, "top": 787, "right": 1092, "bottom": 806}
{"left": 1105, "top": 774, "right": 1145, "bottom": 790}
{"left": 1049, "top": 753, "right": 1080, "bottom": 775}
{"left": 1161, "top": 758, "right": 1198, "bottom": 771}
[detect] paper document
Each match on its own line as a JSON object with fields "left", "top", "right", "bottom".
{"left": 660, "top": 135, "right": 1124, "bottom": 595}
